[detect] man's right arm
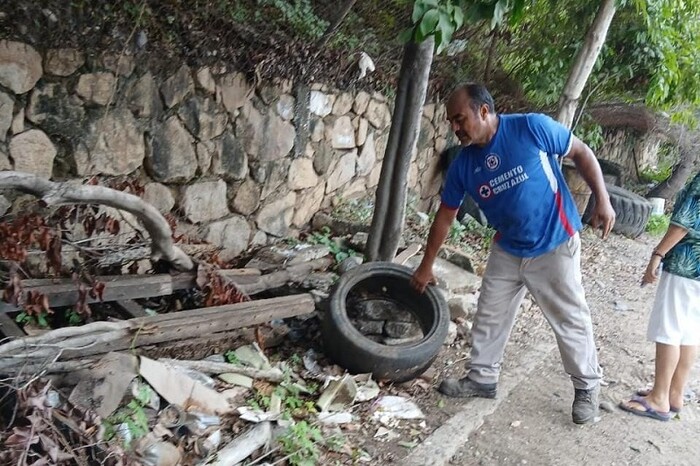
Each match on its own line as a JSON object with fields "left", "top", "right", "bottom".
{"left": 410, "top": 204, "right": 458, "bottom": 293}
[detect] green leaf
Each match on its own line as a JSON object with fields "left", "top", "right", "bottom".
{"left": 419, "top": 9, "right": 440, "bottom": 38}
{"left": 453, "top": 5, "right": 465, "bottom": 29}
{"left": 491, "top": 0, "right": 507, "bottom": 29}
{"left": 412, "top": 1, "right": 427, "bottom": 24}
{"left": 398, "top": 27, "right": 414, "bottom": 43}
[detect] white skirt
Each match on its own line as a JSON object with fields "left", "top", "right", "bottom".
{"left": 647, "top": 271, "right": 700, "bottom": 346}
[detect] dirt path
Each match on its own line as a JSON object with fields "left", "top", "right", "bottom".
{"left": 406, "top": 228, "right": 700, "bottom": 466}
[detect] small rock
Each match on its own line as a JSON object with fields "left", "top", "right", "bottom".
{"left": 338, "top": 256, "right": 363, "bottom": 274}
{"left": 599, "top": 400, "right": 616, "bottom": 413}
{"left": 510, "top": 420, "right": 521, "bottom": 428}
{"left": 444, "top": 321, "right": 458, "bottom": 346}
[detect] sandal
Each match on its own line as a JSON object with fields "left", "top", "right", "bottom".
{"left": 635, "top": 389, "right": 681, "bottom": 413}
{"left": 619, "top": 395, "right": 672, "bottom": 422}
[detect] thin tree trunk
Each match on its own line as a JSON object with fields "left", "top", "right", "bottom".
{"left": 366, "top": 37, "right": 434, "bottom": 262}
{"left": 646, "top": 123, "right": 700, "bottom": 200}
{"left": 483, "top": 28, "right": 499, "bottom": 82}
{"left": 555, "top": 0, "right": 616, "bottom": 128}
{"left": 317, "top": 0, "right": 357, "bottom": 49}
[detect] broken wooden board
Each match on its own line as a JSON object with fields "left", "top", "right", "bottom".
{"left": 221, "top": 258, "right": 332, "bottom": 296}
{"left": 0, "top": 312, "right": 24, "bottom": 337}
{"left": 0, "top": 293, "right": 316, "bottom": 373}
{"left": 1, "top": 272, "right": 197, "bottom": 314}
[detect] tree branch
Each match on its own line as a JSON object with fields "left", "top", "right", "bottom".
{"left": 0, "top": 171, "right": 194, "bottom": 271}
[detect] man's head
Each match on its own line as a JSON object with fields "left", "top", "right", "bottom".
{"left": 446, "top": 83, "right": 497, "bottom": 147}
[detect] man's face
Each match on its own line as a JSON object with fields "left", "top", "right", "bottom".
{"left": 446, "top": 92, "right": 487, "bottom": 146}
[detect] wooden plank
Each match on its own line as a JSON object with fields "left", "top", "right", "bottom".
{"left": 113, "top": 300, "right": 148, "bottom": 318}
{"left": 0, "top": 312, "right": 25, "bottom": 338}
{"left": 1, "top": 272, "right": 196, "bottom": 314}
{"left": 73, "top": 294, "right": 315, "bottom": 359}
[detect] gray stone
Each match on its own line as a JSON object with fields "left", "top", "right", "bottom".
{"left": 143, "top": 183, "right": 175, "bottom": 214}
{"left": 309, "top": 91, "right": 334, "bottom": 117}
{"left": 448, "top": 294, "right": 478, "bottom": 321}
{"left": 353, "top": 300, "right": 415, "bottom": 322}
{"left": 342, "top": 178, "right": 367, "bottom": 199}
{"left": 332, "top": 92, "right": 354, "bottom": 115}
{"left": 357, "top": 132, "right": 376, "bottom": 176}
{"left": 236, "top": 102, "right": 295, "bottom": 162}
{"left": 302, "top": 272, "right": 339, "bottom": 294}
{"left": 438, "top": 246, "right": 474, "bottom": 273}
{"left": 196, "top": 67, "right": 216, "bottom": 94}
{"left": 9, "top": 129, "right": 56, "bottom": 178}
{"left": 205, "top": 215, "right": 251, "bottom": 261}
{"left": 353, "top": 319, "right": 385, "bottom": 335}
{"left": 326, "top": 149, "right": 356, "bottom": 193}
{"left": 76, "top": 72, "right": 117, "bottom": 106}
{"left": 0, "top": 91, "right": 13, "bottom": 141}
{"left": 44, "top": 48, "right": 84, "bottom": 76}
{"left": 444, "top": 321, "right": 458, "bottom": 346}
{"left": 0, "top": 149, "right": 11, "bottom": 170}
{"left": 0, "top": 41, "right": 42, "bottom": 94}
{"left": 328, "top": 116, "right": 356, "bottom": 149}
{"left": 74, "top": 108, "right": 144, "bottom": 176}
{"left": 11, "top": 107, "right": 23, "bottom": 135}
{"left": 178, "top": 96, "right": 228, "bottom": 141}
{"left": 292, "top": 183, "right": 325, "bottom": 227}
{"left": 232, "top": 178, "right": 261, "bottom": 216}
{"left": 196, "top": 140, "right": 215, "bottom": 174}
{"left": 367, "top": 164, "right": 382, "bottom": 189}
{"left": 406, "top": 255, "right": 481, "bottom": 295}
{"left": 251, "top": 230, "right": 268, "bottom": 247}
{"left": 127, "top": 72, "right": 163, "bottom": 118}
{"left": 288, "top": 158, "right": 318, "bottom": 190}
{"left": 147, "top": 116, "right": 197, "bottom": 183}
{"left": 385, "top": 321, "right": 422, "bottom": 339}
{"left": 310, "top": 118, "right": 324, "bottom": 142}
{"left": 366, "top": 99, "right": 391, "bottom": 129}
{"left": 160, "top": 65, "right": 194, "bottom": 108}
{"left": 418, "top": 116, "right": 436, "bottom": 149}
{"left": 219, "top": 72, "right": 252, "bottom": 113}
{"left": 356, "top": 117, "right": 369, "bottom": 147}
{"left": 313, "top": 144, "right": 334, "bottom": 175}
{"left": 100, "top": 53, "right": 135, "bottom": 77}
{"left": 276, "top": 94, "right": 295, "bottom": 121}
{"left": 256, "top": 192, "right": 296, "bottom": 237}
{"left": 182, "top": 180, "right": 229, "bottom": 224}
{"left": 338, "top": 256, "right": 363, "bottom": 275}
{"left": 349, "top": 232, "right": 369, "bottom": 251}
{"left": 0, "top": 195, "right": 10, "bottom": 216}
{"left": 353, "top": 91, "right": 370, "bottom": 115}
{"left": 26, "top": 82, "right": 85, "bottom": 137}
{"left": 423, "top": 103, "right": 436, "bottom": 121}
{"left": 375, "top": 132, "right": 389, "bottom": 160}
{"left": 212, "top": 132, "right": 248, "bottom": 181}
{"left": 260, "top": 158, "right": 291, "bottom": 199}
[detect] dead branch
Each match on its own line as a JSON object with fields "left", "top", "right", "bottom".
{"left": 0, "top": 171, "right": 194, "bottom": 271}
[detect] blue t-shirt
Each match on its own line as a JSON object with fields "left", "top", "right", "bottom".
{"left": 442, "top": 113, "right": 582, "bottom": 257}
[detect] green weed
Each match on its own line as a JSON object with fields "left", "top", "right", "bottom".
{"left": 646, "top": 213, "right": 670, "bottom": 236}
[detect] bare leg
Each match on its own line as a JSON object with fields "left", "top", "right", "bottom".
{"left": 669, "top": 345, "right": 699, "bottom": 408}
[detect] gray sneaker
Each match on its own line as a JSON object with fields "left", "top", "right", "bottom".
{"left": 572, "top": 385, "right": 600, "bottom": 424}
{"left": 438, "top": 376, "right": 497, "bottom": 399}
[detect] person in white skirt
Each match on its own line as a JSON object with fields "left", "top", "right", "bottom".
{"left": 620, "top": 170, "right": 700, "bottom": 421}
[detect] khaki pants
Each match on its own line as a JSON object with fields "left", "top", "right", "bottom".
{"left": 468, "top": 234, "right": 602, "bottom": 390}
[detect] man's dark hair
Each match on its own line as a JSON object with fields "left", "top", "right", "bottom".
{"left": 453, "top": 83, "right": 495, "bottom": 114}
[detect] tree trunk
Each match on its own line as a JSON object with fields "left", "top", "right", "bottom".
{"left": 555, "top": 0, "right": 616, "bottom": 128}
{"left": 483, "top": 28, "right": 499, "bottom": 82}
{"left": 366, "top": 37, "right": 434, "bottom": 262}
{"left": 646, "top": 123, "right": 700, "bottom": 200}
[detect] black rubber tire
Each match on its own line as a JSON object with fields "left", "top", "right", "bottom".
{"left": 322, "top": 262, "right": 449, "bottom": 382}
{"left": 583, "top": 184, "right": 653, "bottom": 238}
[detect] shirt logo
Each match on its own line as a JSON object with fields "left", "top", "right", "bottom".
{"left": 485, "top": 153, "right": 500, "bottom": 171}
{"left": 478, "top": 183, "right": 492, "bottom": 199}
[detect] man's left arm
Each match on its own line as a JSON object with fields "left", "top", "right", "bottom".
{"left": 566, "top": 136, "right": 616, "bottom": 238}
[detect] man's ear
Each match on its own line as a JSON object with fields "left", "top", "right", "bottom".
{"left": 479, "top": 104, "right": 489, "bottom": 120}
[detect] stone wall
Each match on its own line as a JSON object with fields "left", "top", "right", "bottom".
{"left": 596, "top": 128, "right": 661, "bottom": 181}
{"left": 0, "top": 40, "right": 451, "bottom": 260}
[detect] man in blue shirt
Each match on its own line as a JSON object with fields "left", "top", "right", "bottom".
{"left": 411, "top": 83, "right": 616, "bottom": 424}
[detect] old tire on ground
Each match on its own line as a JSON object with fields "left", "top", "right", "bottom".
{"left": 583, "top": 184, "right": 653, "bottom": 238}
{"left": 322, "top": 262, "right": 449, "bottom": 382}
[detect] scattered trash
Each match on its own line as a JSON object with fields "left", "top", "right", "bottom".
{"left": 613, "top": 300, "right": 634, "bottom": 312}
{"left": 218, "top": 373, "right": 254, "bottom": 388}
{"left": 354, "top": 374, "right": 380, "bottom": 402}
{"left": 136, "top": 438, "right": 182, "bottom": 466}
{"left": 317, "top": 374, "right": 358, "bottom": 412}
{"left": 371, "top": 396, "right": 425, "bottom": 421}
{"left": 201, "top": 421, "right": 272, "bottom": 466}
{"left": 232, "top": 343, "right": 272, "bottom": 370}
{"left": 237, "top": 406, "right": 282, "bottom": 423}
{"left": 318, "top": 411, "right": 354, "bottom": 425}
{"left": 140, "top": 357, "right": 233, "bottom": 415}
{"left": 69, "top": 352, "right": 139, "bottom": 418}
{"left": 374, "top": 426, "right": 401, "bottom": 441}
